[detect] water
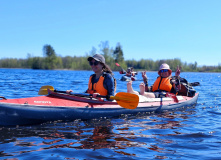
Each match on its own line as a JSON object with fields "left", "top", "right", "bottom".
{"left": 0, "top": 69, "right": 221, "bottom": 159}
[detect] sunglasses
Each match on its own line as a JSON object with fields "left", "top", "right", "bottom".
{"left": 160, "top": 69, "right": 168, "bottom": 73}
{"left": 89, "top": 61, "right": 99, "bottom": 66}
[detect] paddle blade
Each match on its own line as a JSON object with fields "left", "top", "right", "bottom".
{"left": 110, "top": 92, "right": 139, "bottom": 109}
{"left": 131, "top": 77, "right": 136, "bottom": 81}
{"left": 38, "top": 85, "right": 54, "bottom": 95}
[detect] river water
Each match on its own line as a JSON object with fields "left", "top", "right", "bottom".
{"left": 0, "top": 69, "right": 220, "bottom": 159}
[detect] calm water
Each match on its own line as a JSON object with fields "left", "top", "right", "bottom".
{"left": 0, "top": 69, "right": 221, "bottom": 160}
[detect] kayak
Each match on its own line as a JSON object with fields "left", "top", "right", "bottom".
{"left": 0, "top": 91, "right": 199, "bottom": 126}
{"left": 120, "top": 75, "right": 137, "bottom": 81}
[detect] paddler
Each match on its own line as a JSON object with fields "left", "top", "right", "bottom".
{"left": 127, "top": 63, "right": 181, "bottom": 98}
{"left": 126, "top": 67, "right": 136, "bottom": 77}
{"left": 66, "top": 54, "right": 116, "bottom": 100}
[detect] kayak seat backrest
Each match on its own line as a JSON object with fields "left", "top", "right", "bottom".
{"left": 178, "top": 78, "right": 196, "bottom": 97}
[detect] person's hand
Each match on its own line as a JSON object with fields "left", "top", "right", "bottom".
{"left": 175, "top": 65, "right": 181, "bottom": 77}
{"left": 66, "top": 90, "right": 73, "bottom": 94}
{"left": 142, "top": 71, "right": 148, "bottom": 82}
{"left": 92, "top": 93, "right": 100, "bottom": 98}
{"left": 92, "top": 93, "right": 104, "bottom": 101}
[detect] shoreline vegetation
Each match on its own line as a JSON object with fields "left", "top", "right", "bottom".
{"left": 0, "top": 42, "right": 221, "bottom": 72}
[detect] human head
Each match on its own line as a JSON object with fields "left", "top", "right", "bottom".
{"left": 87, "top": 54, "right": 113, "bottom": 75}
{"left": 130, "top": 67, "right": 134, "bottom": 71}
{"left": 158, "top": 63, "right": 172, "bottom": 76}
{"left": 87, "top": 54, "right": 105, "bottom": 64}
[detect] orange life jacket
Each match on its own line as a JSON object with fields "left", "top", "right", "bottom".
{"left": 87, "top": 73, "right": 116, "bottom": 96}
{"left": 152, "top": 77, "right": 172, "bottom": 92}
{"left": 88, "top": 75, "right": 107, "bottom": 95}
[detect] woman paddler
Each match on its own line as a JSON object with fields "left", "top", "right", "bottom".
{"left": 66, "top": 54, "right": 116, "bottom": 100}
{"left": 127, "top": 63, "right": 181, "bottom": 98}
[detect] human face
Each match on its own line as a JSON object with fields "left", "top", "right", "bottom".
{"left": 89, "top": 59, "right": 103, "bottom": 73}
{"left": 160, "top": 69, "right": 170, "bottom": 78}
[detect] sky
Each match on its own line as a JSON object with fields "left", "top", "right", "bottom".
{"left": 0, "top": 0, "right": 221, "bottom": 66}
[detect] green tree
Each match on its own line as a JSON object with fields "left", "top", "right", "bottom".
{"left": 99, "top": 41, "right": 113, "bottom": 62}
{"left": 43, "top": 44, "right": 57, "bottom": 69}
{"left": 62, "top": 56, "right": 73, "bottom": 69}
{"left": 113, "top": 43, "right": 127, "bottom": 70}
{"left": 86, "top": 47, "right": 97, "bottom": 57}
{"left": 43, "top": 44, "right": 56, "bottom": 57}
{"left": 113, "top": 43, "right": 124, "bottom": 62}
{"left": 98, "top": 41, "right": 116, "bottom": 68}
{"left": 31, "top": 57, "right": 44, "bottom": 69}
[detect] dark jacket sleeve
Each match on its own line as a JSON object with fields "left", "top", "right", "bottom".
{"left": 103, "top": 74, "right": 115, "bottom": 96}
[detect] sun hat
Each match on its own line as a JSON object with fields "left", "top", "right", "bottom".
{"left": 158, "top": 63, "right": 172, "bottom": 76}
{"left": 87, "top": 54, "right": 105, "bottom": 64}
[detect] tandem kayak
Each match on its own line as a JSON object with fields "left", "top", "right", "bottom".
{"left": 120, "top": 75, "right": 137, "bottom": 81}
{"left": 0, "top": 91, "right": 199, "bottom": 126}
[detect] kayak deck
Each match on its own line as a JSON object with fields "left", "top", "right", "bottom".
{"left": 0, "top": 92, "right": 185, "bottom": 108}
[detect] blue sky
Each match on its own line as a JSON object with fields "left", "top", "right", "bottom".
{"left": 0, "top": 0, "right": 220, "bottom": 66}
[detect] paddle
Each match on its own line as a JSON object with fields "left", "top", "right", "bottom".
{"left": 115, "top": 63, "right": 126, "bottom": 74}
{"left": 189, "top": 82, "right": 200, "bottom": 86}
{"left": 38, "top": 86, "right": 139, "bottom": 109}
{"left": 0, "top": 96, "right": 7, "bottom": 100}
{"left": 38, "top": 85, "right": 87, "bottom": 96}
{"left": 116, "top": 63, "right": 137, "bottom": 81}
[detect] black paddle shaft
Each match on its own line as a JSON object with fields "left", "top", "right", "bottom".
{"left": 54, "top": 90, "right": 109, "bottom": 99}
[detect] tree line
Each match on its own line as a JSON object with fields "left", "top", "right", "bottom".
{"left": 0, "top": 42, "right": 221, "bottom": 72}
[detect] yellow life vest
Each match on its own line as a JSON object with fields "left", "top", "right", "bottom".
{"left": 152, "top": 77, "right": 172, "bottom": 92}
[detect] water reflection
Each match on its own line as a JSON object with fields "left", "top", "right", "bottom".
{"left": 77, "top": 121, "right": 115, "bottom": 150}
{"left": 0, "top": 106, "right": 201, "bottom": 159}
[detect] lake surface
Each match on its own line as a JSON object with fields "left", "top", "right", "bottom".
{"left": 0, "top": 69, "right": 221, "bottom": 159}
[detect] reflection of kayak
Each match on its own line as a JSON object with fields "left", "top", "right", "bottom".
{"left": 0, "top": 91, "right": 199, "bottom": 126}
{"left": 120, "top": 75, "right": 137, "bottom": 81}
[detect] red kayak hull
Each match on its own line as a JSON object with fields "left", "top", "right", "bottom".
{"left": 0, "top": 92, "right": 199, "bottom": 126}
